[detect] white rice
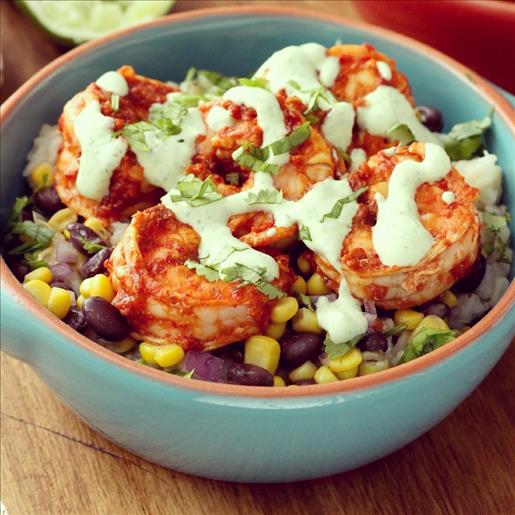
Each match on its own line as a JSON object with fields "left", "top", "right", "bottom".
{"left": 22, "top": 124, "right": 61, "bottom": 178}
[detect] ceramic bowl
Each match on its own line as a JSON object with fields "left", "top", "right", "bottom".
{"left": 1, "top": 6, "right": 514, "bottom": 483}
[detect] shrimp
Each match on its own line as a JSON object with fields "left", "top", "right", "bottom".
{"left": 314, "top": 143, "right": 481, "bottom": 309}
{"left": 107, "top": 204, "right": 296, "bottom": 351}
{"left": 55, "top": 66, "right": 177, "bottom": 224}
{"left": 195, "top": 95, "right": 336, "bottom": 248}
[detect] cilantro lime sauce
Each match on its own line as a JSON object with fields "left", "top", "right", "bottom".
{"left": 73, "top": 100, "right": 128, "bottom": 201}
{"left": 132, "top": 106, "right": 206, "bottom": 191}
{"left": 442, "top": 191, "right": 456, "bottom": 204}
{"left": 350, "top": 148, "right": 367, "bottom": 171}
{"left": 321, "top": 102, "right": 354, "bottom": 150}
{"left": 375, "top": 61, "right": 392, "bottom": 81}
{"left": 206, "top": 106, "right": 235, "bottom": 132}
{"left": 316, "top": 280, "right": 368, "bottom": 344}
{"left": 223, "top": 86, "right": 289, "bottom": 165}
{"left": 372, "top": 143, "right": 451, "bottom": 266}
{"left": 357, "top": 86, "right": 440, "bottom": 144}
{"left": 95, "top": 71, "right": 129, "bottom": 96}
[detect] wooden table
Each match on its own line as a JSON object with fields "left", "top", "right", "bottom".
{"left": 1, "top": 1, "right": 514, "bottom": 513}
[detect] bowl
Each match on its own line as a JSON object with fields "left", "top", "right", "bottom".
{"left": 1, "top": 6, "right": 514, "bottom": 483}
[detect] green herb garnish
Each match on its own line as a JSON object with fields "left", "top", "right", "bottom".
{"left": 320, "top": 186, "right": 367, "bottom": 223}
{"left": 232, "top": 145, "right": 280, "bottom": 175}
{"left": 297, "top": 292, "right": 314, "bottom": 311}
{"left": 336, "top": 147, "right": 352, "bottom": 165}
{"left": 238, "top": 77, "right": 269, "bottom": 89}
{"left": 387, "top": 123, "right": 415, "bottom": 144}
{"left": 169, "top": 176, "right": 223, "bottom": 207}
{"left": 111, "top": 94, "right": 120, "bottom": 111}
{"left": 481, "top": 210, "right": 511, "bottom": 262}
{"left": 79, "top": 237, "right": 106, "bottom": 254}
{"left": 245, "top": 189, "right": 283, "bottom": 205}
{"left": 184, "top": 259, "right": 220, "bottom": 281}
{"left": 399, "top": 328, "right": 458, "bottom": 364}
{"left": 324, "top": 333, "right": 364, "bottom": 360}
{"left": 299, "top": 225, "right": 312, "bottom": 242}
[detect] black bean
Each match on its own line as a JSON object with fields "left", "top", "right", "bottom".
{"left": 296, "top": 379, "right": 316, "bottom": 386}
{"left": 9, "top": 259, "right": 31, "bottom": 282}
{"left": 280, "top": 333, "right": 323, "bottom": 369}
{"left": 422, "top": 302, "right": 449, "bottom": 318}
{"left": 80, "top": 247, "right": 113, "bottom": 279}
{"left": 63, "top": 307, "right": 88, "bottom": 333}
{"left": 454, "top": 253, "right": 486, "bottom": 293}
{"left": 67, "top": 223, "right": 103, "bottom": 254}
{"left": 416, "top": 106, "right": 444, "bottom": 133}
{"left": 33, "top": 187, "right": 65, "bottom": 214}
{"left": 82, "top": 296, "right": 130, "bottom": 341}
{"left": 358, "top": 331, "right": 388, "bottom": 352}
{"left": 226, "top": 363, "right": 274, "bottom": 386}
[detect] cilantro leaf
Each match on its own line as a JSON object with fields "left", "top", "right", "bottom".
{"left": 238, "top": 78, "right": 269, "bottom": 89}
{"left": 184, "top": 259, "right": 220, "bottom": 282}
{"left": 297, "top": 292, "right": 314, "bottom": 311}
{"left": 246, "top": 189, "right": 283, "bottom": 205}
{"left": 7, "top": 220, "right": 54, "bottom": 256}
{"left": 299, "top": 225, "right": 312, "bottom": 242}
{"left": 336, "top": 147, "right": 352, "bottom": 165}
{"left": 399, "top": 328, "right": 458, "bottom": 364}
{"left": 387, "top": 123, "right": 415, "bottom": 145}
{"left": 324, "top": 333, "right": 364, "bottom": 360}
{"left": 320, "top": 186, "right": 367, "bottom": 222}
{"left": 383, "top": 324, "right": 407, "bottom": 337}
{"left": 232, "top": 146, "right": 280, "bottom": 175}
{"left": 78, "top": 237, "right": 106, "bottom": 254}
{"left": 169, "top": 176, "right": 223, "bottom": 207}
{"left": 267, "top": 122, "right": 311, "bottom": 156}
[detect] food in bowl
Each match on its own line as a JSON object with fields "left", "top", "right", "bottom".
{"left": 3, "top": 42, "right": 511, "bottom": 388}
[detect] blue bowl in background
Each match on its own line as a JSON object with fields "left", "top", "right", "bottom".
{"left": 1, "top": 7, "right": 514, "bottom": 482}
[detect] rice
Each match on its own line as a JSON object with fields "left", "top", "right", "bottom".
{"left": 22, "top": 124, "right": 61, "bottom": 178}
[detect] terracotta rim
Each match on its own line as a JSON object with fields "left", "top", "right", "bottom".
{"left": 1, "top": 5, "right": 514, "bottom": 399}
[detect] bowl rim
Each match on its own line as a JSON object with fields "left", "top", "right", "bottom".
{"left": 1, "top": 5, "right": 514, "bottom": 399}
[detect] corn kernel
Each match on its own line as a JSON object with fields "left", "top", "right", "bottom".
{"left": 47, "top": 208, "right": 77, "bottom": 232}
{"left": 23, "top": 280, "right": 51, "bottom": 306}
{"left": 328, "top": 348, "right": 363, "bottom": 373}
{"left": 359, "top": 359, "right": 390, "bottom": 376}
{"left": 394, "top": 309, "right": 424, "bottom": 330}
{"left": 440, "top": 290, "right": 458, "bottom": 308}
{"left": 244, "top": 335, "right": 281, "bottom": 374}
{"left": 154, "top": 344, "right": 185, "bottom": 368}
{"left": 47, "top": 287, "right": 72, "bottom": 319}
{"left": 410, "top": 315, "right": 450, "bottom": 342}
{"left": 108, "top": 338, "right": 136, "bottom": 354}
{"left": 31, "top": 162, "right": 53, "bottom": 188}
{"left": 289, "top": 361, "right": 317, "bottom": 382}
{"left": 270, "top": 296, "right": 298, "bottom": 323}
{"left": 79, "top": 277, "right": 93, "bottom": 298}
{"left": 84, "top": 217, "right": 110, "bottom": 241}
{"left": 89, "top": 274, "right": 114, "bottom": 302}
{"left": 139, "top": 342, "right": 158, "bottom": 365}
{"left": 291, "top": 308, "right": 322, "bottom": 334}
{"left": 292, "top": 276, "right": 307, "bottom": 294}
{"left": 273, "top": 375, "right": 286, "bottom": 387}
{"left": 336, "top": 367, "right": 359, "bottom": 380}
{"left": 306, "top": 273, "right": 331, "bottom": 295}
{"left": 314, "top": 365, "right": 338, "bottom": 384}
{"left": 76, "top": 295, "right": 85, "bottom": 309}
{"left": 297, "top": 254, "right": 311, "bottom": 275}
{"left": 265, "top": 322, "right": 286, "bottom": 340}
{"left": 23, "top": 266, "right": 52, "bottom": 284}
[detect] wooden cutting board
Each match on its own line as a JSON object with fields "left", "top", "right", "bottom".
{"left": 1, "top": 1, "right": 514, "bottom": 513}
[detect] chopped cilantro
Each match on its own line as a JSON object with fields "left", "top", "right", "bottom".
{"left": 169, "top": 176, "right": 223, "bottom": 207}
{"left": 324, "top": 333, "right": 364, "bottom": 360}
{"left": 245, "top": 189, "right": 283, "bottom": 205}
{"left": 320, "top": 186, "right": 367, "bottom": 223}
{"left": 299, "top": 225, "right": 312, "bottom": 242}
{"left": 399, "top": 328, "right": 458, "bottom": 363}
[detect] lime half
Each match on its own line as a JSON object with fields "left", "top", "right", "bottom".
{"left": 17, "top": 0, "right": 175, "bottom": 46}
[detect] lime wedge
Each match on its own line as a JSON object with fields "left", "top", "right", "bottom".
{"left": 17, "top": 0, "right": 175, "bottom": 46}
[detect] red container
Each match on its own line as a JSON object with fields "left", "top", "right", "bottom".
{"left": 353, "top": 0, "right": 515, "bottom": 93}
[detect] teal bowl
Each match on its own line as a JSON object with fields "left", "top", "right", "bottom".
{"left": 1, "top": 6, "right": 514, "bottom": 482}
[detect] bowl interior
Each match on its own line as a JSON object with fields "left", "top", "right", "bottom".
{"left": 2, "top": 11, "right": 514, "bottom": 268}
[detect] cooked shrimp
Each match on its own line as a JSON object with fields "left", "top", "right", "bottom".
{"left": 315, "top": 143, "right": 481, "bottom": 309}
{"left": 55, "top": 66, "right": 176, "bottom": 223}
{"left": 328, "top": 43, "right": 414, "bottom": 106}
{"left": 107, "top": 204, "right": 295, "bottom": 350}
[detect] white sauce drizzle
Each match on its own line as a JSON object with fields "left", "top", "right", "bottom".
{"left": 372, "top": 143, "right": 451, "bottom": 266}
{"left": 223, "top": 86, "right": 289, "bottom": 165}
{"left": 442, "top": 191, "right": 455, "bottom": 204}
{"left": 376, "top": 61, "right": 392, "bottom": 81}
{"left": 73, "top": 100, "right": 128, "bottom": 201}
{"left": 322, "top": 102, "right": 354, "bottom": 150}
{"left": 132, "top": 107, "right": 206, "bottom": 191}
{"left": 319, "top": 56, "right": 340, "bottom": 87}
{"left": 350, "top": 148, "right": 367, "bottom": 171}
{"left": 316, "top": 280, "right": 368, "bottom": 344}
{"left": 95, "top": 71, "right": 129, "bottom": 96}
{"left": 206, "top": 106, "right": 235, "bottom": 132}
{"left": 357, "top": 86, "right": 440, "bottom": 144}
